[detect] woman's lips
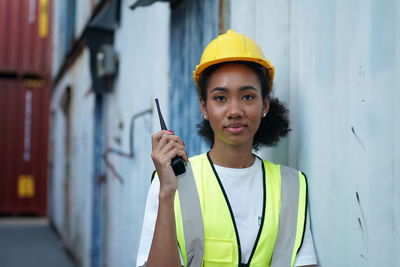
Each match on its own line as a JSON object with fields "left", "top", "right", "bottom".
{"left": 225, "top": 123, "right": 246, "bottom": 133}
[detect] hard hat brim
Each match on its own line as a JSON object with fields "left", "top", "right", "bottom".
{"left": 193, "top": 57, "right": 275, "bottom": 86}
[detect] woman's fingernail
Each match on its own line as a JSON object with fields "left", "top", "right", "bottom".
{"left": 168, "top": 130, "right": 174, "bottom": 133}
{"left": 183, "top": 141, "right": 186, "bottom": 146}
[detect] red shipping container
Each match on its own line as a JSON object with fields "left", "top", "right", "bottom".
{"left": 0, "top": 78, "right": 50, "bottom": 216}
{"left": 0, "top": 0, "right": 52, "bottom": 77}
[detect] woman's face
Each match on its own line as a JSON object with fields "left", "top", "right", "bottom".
{"left": 200, "top": 63, "right": 269, "bottom": 149}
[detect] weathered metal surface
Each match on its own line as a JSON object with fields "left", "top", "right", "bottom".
{"left": 0, "top": 79, "right": 50, "bottom": 216}
{"left": 101, "top": 3, "right": 170, "bottom": 266}
{"left": 49, "top": 49, "right": 95, "bottom": 267}
{"left": 52, "top": 0, "right": 112, "bottom": 78}
{"left": 91, "top": 94, "right": 104, "bottom": 267}
{"left": 0, "top": 0, "right": 52, "bottom": 77}
{"left": 231, "top": 0, "right": 400, "bottom": 266}
{"left": 50, "top": 1, "right": 171, "bottom": 266}
{"left": 169, "top": 0, "right": 218, "bottom": 156}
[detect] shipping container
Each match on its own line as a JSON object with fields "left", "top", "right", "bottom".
{"left": 169, "top": 0, "right": 218, "bottom": 156}
{"left": 0, "top": 78, "right": 50, "bottom": 216}
{"left": 0, "top": 0, "right": 52, "bottom": 77}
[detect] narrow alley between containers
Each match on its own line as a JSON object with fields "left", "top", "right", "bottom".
{"left": 0, "top": 218, "right": 76, "bottom": 267}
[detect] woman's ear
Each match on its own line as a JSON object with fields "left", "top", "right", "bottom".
{"left": 199, "top": 97, "right": 208, "bottom": 119}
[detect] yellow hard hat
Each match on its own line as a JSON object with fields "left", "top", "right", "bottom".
{"left": 193, "top": 29, "right": 275, "bottom": 88}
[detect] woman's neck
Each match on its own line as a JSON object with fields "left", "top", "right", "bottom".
{"left": 209, "top": 142, "right": 255, "bottom": 168}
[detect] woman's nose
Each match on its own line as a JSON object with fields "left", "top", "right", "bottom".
{"left": 227, "top": 99, "right": 243, "bottom": 119}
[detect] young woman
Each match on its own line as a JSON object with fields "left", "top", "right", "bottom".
{"left": 137, "top": 30, "right": 317, "bottom": 267}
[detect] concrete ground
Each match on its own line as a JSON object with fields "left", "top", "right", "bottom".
{"left": 0, "top": 218, "right": 76, "bottom": 267}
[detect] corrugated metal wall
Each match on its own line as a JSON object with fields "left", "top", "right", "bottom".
{"left": 169, "top": 0, "right": 218, "bottom": 156}
{"left": 230, "top": 0, "right": 291, "bottom": 164}
{"left": 0, "top": 79, "right": 50, "bottom": 215}
{"left": 51, "top": 0, "right": 73, "bottom": 78}
{"left": 50, "top": 48, "right": 94, "bottom": 267}
{"left": 231, "top": 0, "right": 400, "bottom": 266}
{"left": 291, "top": 1, "right": 400, "bottom": 266}
{"left": 50, "top": 1, "right": 171, "bottom": 266}
{"left": 0, "top": 0, "right": 52, "bottom": 77}
{"left": 51, "top": 0, "right": 102, "bottom": 78}
{"left": 75, "top": 0, "right": 102, "bottom": 38}
{"left": 0, "top": 0, "right": 52, "bottom": 216}
{"left": 103, "top": 2, "right": 170, "bottom": 266}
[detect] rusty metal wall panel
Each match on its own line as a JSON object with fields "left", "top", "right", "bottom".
{"left": 0, "top": 79, "right": 50, "bottom": 216}
{"left": 0, "top": 0, "right": 52, "bottom": 77}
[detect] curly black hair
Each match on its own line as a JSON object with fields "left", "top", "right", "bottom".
{"left": 196, "top": 61, "right": 290, "bottom": 150}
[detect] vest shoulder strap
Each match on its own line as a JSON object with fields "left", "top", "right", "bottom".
{"left": 177, "top": 162, "right": 204, "bottom": 266}
{"left": 270, "top": 165, "right": 307, "bottom": 267}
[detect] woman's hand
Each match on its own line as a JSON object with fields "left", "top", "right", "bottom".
{"left": 147, "top": 130, "right": 186, "bottom": 267}
{"left": 151, "top": 130, "right": 188, "bottom": 197}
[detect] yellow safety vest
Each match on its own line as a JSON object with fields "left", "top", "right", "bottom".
{"left": 174, "top": 153, "right": 307, "bottom": 267}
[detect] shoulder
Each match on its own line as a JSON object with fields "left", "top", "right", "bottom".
{"left": 257, "top": 158, "right": 308, "bottom": 187}
{"left": 188, "top": 153, "right": 208, "bottom": 163}
{"left": 187, "top": 153, "right": 209, "bottom": 172}
{"left": 258, "top": 157, "right": 306, "bottom": 177}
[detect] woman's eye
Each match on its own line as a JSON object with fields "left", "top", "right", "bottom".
{"left": 243, "top": 95, "right": 255, "bottom": 100}
{"left": 214, "top": 96, "right": 226, "bottom": 102}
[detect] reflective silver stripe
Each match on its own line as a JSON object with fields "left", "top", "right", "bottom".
{"left": 178, "top": 162, "right": 204, "bottom": 267}
{"left": 270, "top": 165, "right": 300, "bottom": 267}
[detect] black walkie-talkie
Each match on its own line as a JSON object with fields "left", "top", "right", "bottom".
{"left": 155, "top": 98, "right": 187, "bottom": 176}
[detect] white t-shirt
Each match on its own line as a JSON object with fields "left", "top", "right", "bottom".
{"left": 136, "top": 158, "right": 317, "bottom": 266}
